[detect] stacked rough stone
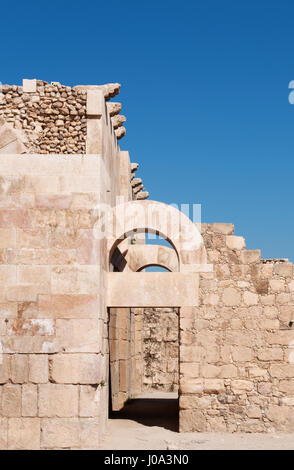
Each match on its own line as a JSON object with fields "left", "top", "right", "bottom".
{"left": 130, "top": 163, "right": 149, "bottom": 201}
{"left": 0, "top": 79, "right": 130, "bottom": 155}
{"left": 179, "top": 223, "right": 294, "bottom": 433}
{"left": 0, "top": 81, "right": 87, "bottom": 154}
{"left": 142, "top": 308, "right": 179, "bottom": 392}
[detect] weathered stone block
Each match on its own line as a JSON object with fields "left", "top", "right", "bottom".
{"left": 22, "top": 79, "right": 37, "bottom": 93}
{"left": 240, "top": 250, "right": 261, "bottom": 264}
{"left": 179, "top": 395, "right": 211, "bottom": 410}
{"left": 29, "top": 354, "right": 48, "bottom": 383}
{"left": 269, "top": 364, "right": 294, "bottom": 379}
{"left": 269, "top": 279, "right": 285, "bottom": 293}
{"left": 16, "top": 228, "right": 48, "bottom": 249}
{"left": 0, "top": 417, "right": 7, "bottom": 449}
{"left": 180, "top": 363, "right": 199, "bottom": 378}
{"left": 232, "top": 346, "right": 253, "bottom": 362}
{"left": 248, "top": 366, "right": 267, "bottom": 378}
{"left": 219, "top": 364, "right": 238, "bottom": 378}
{"left": 279, "top": 380, "right": 294, "bottom": 394}
{"left": 79, "top": 418, "right": 100, "bottom": 449}
{"left": 50, "top": 354, "right": 101, "bottom": 384}
{"left": 179, "top": 409, "right": 206, "bottom": 432}
{"left": 39, "top": 384, "right": 78, "bottom": 417}
{"left": 180, "top": 345, "right": 204, "bottom": 362}
{"left": 180, "top": 378, "right": 203, "bottom": 394}
{"left": 200, "top": 364, "right": 220, "bottom": 378}
{"left": 79, "top": 386, "right": 100, "bottom": 417}
{"left": 8, "top": 417, "right": 40, "bottom": 450}
{"left": 86, "top": 89, "right": 104, "bottom": 117}
{"left": 276, "top": 293, "right": 292, "bottom": 304}
{"left": 0, "top": 354, "right": 11, "bottom": 383}
{"left": 22, "top": 384, "right": 37, "bottom": 417}
{"left": 1, "top": 384, "right": 21, "bottom": 417}
{"left": 0, "top": 265, "right": 16, "bottom": 286}
{"left": 247, "top": 405, "right": 262, "bottom": 419}
{"left": 222, "top": 287, "right": 241, "bottom": 306}
{"left": 231, "top": 380, "right": 253, "bottom": 393}
{"left": 210, "top": 223, "right": 234, "bottom": 235}
{"left": 243, "top": 291, "right": 258, "bottom": 306}
{"left": 204, "top": 379, "right": 224, "bottom": 394}
{"left": 17, "top": 266, "right": 50, "bottom": 293}
{"left": 0, "top": 228, "right": 16, "bottom": 248}
{"left": 51, "top": 266, "right": 100, "bottom": 295}
{"left": 7, "top": 285, "right": 38, "bottom": 302}
{"left": 273, "top": 263, "right": 293, "bottom": 278}
{"left": 257, "top": 348, "right": 283, "bottom": 361}
{"left": 38, "top": 294, "right": 100, "bottom": 319}
{"left": 56, "top": 319, "right": 101, "bottom": 353}
{"left": 41, "top": 418, "right": 80, "bottom": 449}
{"left": 226, "top": 236, "right": 246, "bottom": 251}
{"left": 265, "top": 405, "right": 294, "bottom": 432}
{"left": 11, "top": 354, "right": 28, "bottom": 383}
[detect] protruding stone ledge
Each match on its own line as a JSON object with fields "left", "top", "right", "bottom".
{"left": 131, "top": 163, "right": 139, "bottom": 172}
{"left": 106, "top": 102, "right": 122, "bottom": 116}
{"left": 136, "top": 191, "right": 149, "bottom": 200}
{"left": 74, "top": 83, "right": 120, "bottom": 101}
{"left": 115, "top": 127, "right": 126, "bottom": 140}
{"left": 111, "top": 114, "right": 126, "bottom": 129}
{"left": 131, "top": 177, "right": 142, "bottom": 188}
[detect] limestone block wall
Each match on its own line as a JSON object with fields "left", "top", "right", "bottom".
{"left": 109, "top": 307, "right": 137, "bottom": 410}
{"left": 0, "top": 152, "right": 122, "bottom": 449}
{"left": 142, "top": 308, "right": 179, "bottom": 392}
{"left": 179, "top": 223, "right": 294, "bottom": 433}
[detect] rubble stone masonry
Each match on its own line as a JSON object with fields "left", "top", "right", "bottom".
{"left": 142, "top": 308, "right": 179, "bottom": 392}
{"left": 179, "top": 223, "right": 294, "bottom": 433}
{"left": 0, "top": 80, "right": 87, "bottom": 154}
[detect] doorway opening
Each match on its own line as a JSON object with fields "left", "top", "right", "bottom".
{"left": 108, "top": 304, "right": 179, "bottom": 432}
{"left": 108, "top": 231, "right": 181, "bottom": 431}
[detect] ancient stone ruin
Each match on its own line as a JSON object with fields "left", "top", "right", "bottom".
{"left": 0, "top": 78, "right": 293, "bottom": 449}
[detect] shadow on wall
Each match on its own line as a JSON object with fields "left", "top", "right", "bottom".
{"left": 110, "top": 396, "right": 179, "bottom": 432}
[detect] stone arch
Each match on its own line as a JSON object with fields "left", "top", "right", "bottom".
{"left": 106, "top": 200, "right": 210, "bottom": 417}
{"left": 105, "top": 200, "right": 207, "bottom": 271}
{"left": 124, "top": 245, "right": 179, "bottom": 272}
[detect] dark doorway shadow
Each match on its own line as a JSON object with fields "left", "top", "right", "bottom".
{"left": 110, "top": 395, "right": 179, "bottom": 432}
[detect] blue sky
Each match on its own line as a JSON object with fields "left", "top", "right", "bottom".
{"left": 1, "top": 0, "right": 294, "bottom": 261}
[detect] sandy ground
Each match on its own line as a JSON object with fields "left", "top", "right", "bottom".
{"left": 100, "top": 393, "right": 294, "bottom": 450}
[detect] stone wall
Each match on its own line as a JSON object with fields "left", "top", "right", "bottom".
{"left": 0, "top": 81, "right": 87, "bottom": 154}
{"left": 142, "top": 308, "right": 179, "bottom": 392}
{"left": 0, "top": 153, "right": 118, "bottom": 449}
{"left": 1, "top": 78, "right": 294, "bottom": 444}
{"left": 109, "top": 307, "right": 138, "bottom": 410}
{"left": 179, "top": 223, "right": 294, "bottom": 433}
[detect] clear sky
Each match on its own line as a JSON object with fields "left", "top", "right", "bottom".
{"left": 1, "top": 0, "right": 294, "bottom": 261}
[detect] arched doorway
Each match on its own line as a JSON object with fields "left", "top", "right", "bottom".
{"left": 102, "top": 200, "right": 210, "bottom": 431}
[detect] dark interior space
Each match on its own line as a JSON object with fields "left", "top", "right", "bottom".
{"left": 110, "top": 397, "right": 179, "bottom": 432}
